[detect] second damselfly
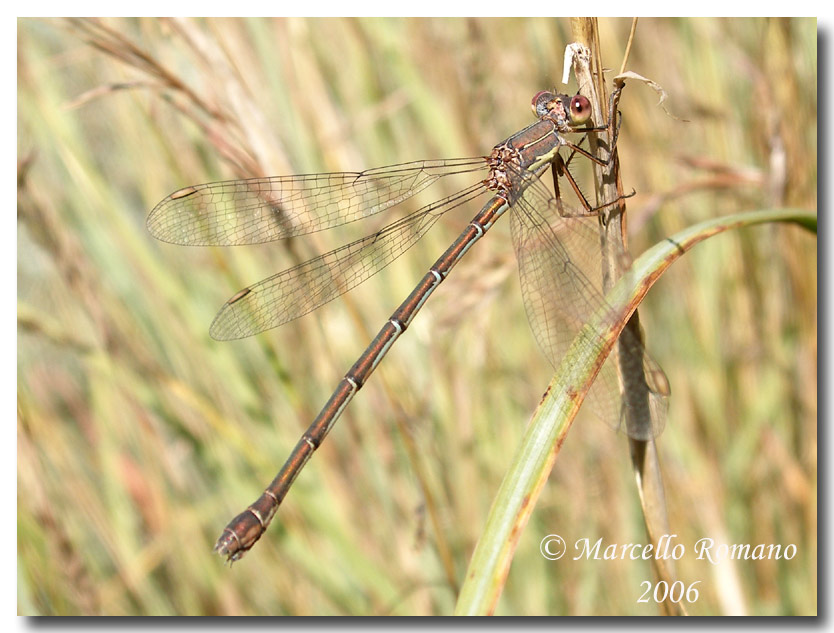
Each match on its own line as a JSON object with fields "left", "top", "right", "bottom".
{"left": 148, "top": 86, "right": 668, "bottom": 562}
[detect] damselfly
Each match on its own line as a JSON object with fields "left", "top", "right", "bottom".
{"left": 148, "top": 86, "right": 668, "bottom": 562}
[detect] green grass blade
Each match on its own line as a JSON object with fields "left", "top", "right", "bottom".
{"left": 454, "top": 207, "right": 816, "bottom": 615}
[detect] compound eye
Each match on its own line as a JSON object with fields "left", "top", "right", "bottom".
{"left": 531, "top": 90, "right": 556, "bottom": 118}
{"left": 569, "top": 95, "right": 592, "bottom": 125}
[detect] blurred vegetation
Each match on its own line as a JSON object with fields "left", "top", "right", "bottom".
{"left": 17, "top": 17, "right": 816, "bottom": 615}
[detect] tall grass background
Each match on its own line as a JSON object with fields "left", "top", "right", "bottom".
{"left": 17, "top": 17, "right": 816, "bottom": 615}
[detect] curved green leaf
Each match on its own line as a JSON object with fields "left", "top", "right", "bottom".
{"left": 454, "top": 207, "right": 816, "bottom": 615}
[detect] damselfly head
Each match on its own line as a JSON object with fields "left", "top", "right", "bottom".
{"left": 532, "top": 91, "right": 592, "bottom": 129}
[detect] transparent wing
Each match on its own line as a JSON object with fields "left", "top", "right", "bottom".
{"left": 148, "top": 158, "right": 487, "bottom": 246}
{"left": 508, "top": 168, "right": 668, "bottom": 440}
{"left": 210, "top": 182, "right": 487, "bottom": 340}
